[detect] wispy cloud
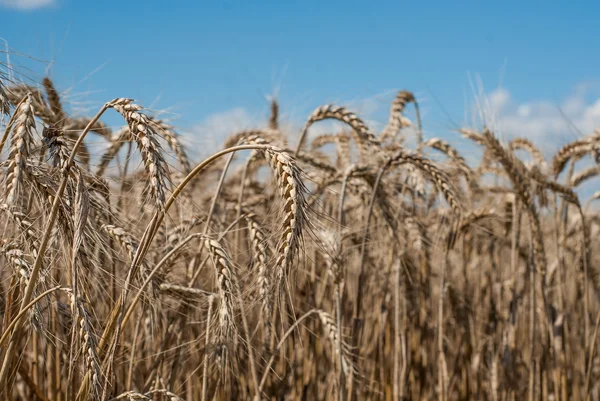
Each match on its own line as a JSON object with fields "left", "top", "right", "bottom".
{"left": 465, "top": 81, "right": 600, "bottom": 201}
{"left": 480, "top": 82, "right": 600, "bottom": 152}
{"left": 0, "top": 0, "right": 54, "bottom": 10}
{"left": 185, "top": 107, "right": 257, "bottom": 156}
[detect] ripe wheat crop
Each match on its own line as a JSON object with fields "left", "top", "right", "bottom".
{"left": 0, "top": 74, "right": 599, "bottom": 401}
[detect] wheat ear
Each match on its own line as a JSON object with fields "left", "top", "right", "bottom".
{"left": 5, "top": 93, "right": 35, "bottom": 206}
{"left": 107, "top": 98, "right": 169, "bottom": 210}
{"left": 380, "top": 90, "right": 419, "bottom": 143}
{"left": 295, "top": 104, "right": 380, "bottom": 155}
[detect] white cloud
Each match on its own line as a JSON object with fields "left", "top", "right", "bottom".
{"left": 0, "top": 0, "right": 54, "bottom": 10}
{"left": 185, "top": 106, "right": 336, "bottom": 154}
{"left": 185, "top": 107, "right": 257, "bottom": 156}
{"left": 468, "top": 82, "right": 600, "bottom": 201}
{"left": 482, "top": 82, "right": 600, "bottom": 153}
{"left": 488, "top": 87, "right": 511, "bottom": 115}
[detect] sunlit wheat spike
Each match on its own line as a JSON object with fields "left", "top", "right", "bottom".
{"left": 101, "top": 224, "right": 139, "bottom": 262}
{"left": 244, "top": 212, "right": 275, "bottom": 343}
{"left": 108, "top": 99, "right": 169, "bottom": 210}
{"left": 297, "top": 104, "right": 381, "bottom": 154}
{"left": 380, "top": 90, "right": 416, "bottom": 142}
{"left": 148, "top": 117, "right": 192, "bottom": 173}
{"left": 236, "top": 135, "right": 308, "bottom": 284}
{"left": 317, "top": 310, "right": 356, "bottom": 378}
{"left": 159, "top": 282, "right": 214, "bottom": 301}
{"left": 2, "top": 241, "right": 33, "bottom": 284}
{"left": 459, "top": 127, "right": 486, "bottom": 145}
{"left": 424, "top": 137, "right": 473, "bottom": 178}
{"left": 552, "top": 130, "right": 600, "bottom": 177}
{"left": 509, "top": 138, "right": 546, "bottom": 169}
{"left": 264, "top": 150, "right": 307, "bottom": 282}
{"left": 0, "top": 203, "right": 40, "bottom": 253}
{"left": 5, "top": 93, "right": 35, "bottom": 206}
{"left": 245, "top": 213, "right": 271, "bottom": 305}
{"left": 71, "top": 295, "right": 103, "bottom": 398}
{"left": 480, "top": 128, "right": 534, "bottom": 207}
{"left": 390, "top": 148, "right": 462, "bottom": 215}
{"left": 571, "top": 165, "right": 600, "bottom": 187}
{"left": 1, "top": 240, "right": 44, "bottom": 330}
{"left": 318, "top": 229, "right": 343, "bottom": 284}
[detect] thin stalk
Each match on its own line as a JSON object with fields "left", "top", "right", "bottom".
{"left": 528, "top": 223, "right": 537, "bottom": 401}
{"left": 353, "top": 161, "right": 390, "bottom": 347}
{"left": 234, "top": 280, "right": 260, "bottom": 399}
{"left": 125, "top": 315, "right": 142, "bottom": 389}
{"left": 335, "top": 166, "right": 355, "bottom": 401}
{"left": 201, "top": 295, "right": 215, "bottom": 401}
{"left": 437, "top": 250, "right": 449, "bottom": 401}
{"left": 393, "top": 256, "right": 401, "bottom": 401}
{"left": 584, "top": 310, "right": 600, "bottom": 399}
{"left": 234, "top": 156, "right": 252, "bottom": 261}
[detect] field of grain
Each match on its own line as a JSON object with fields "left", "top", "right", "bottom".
{"left": 0, "top": 74, "right": 599, "bottom": 400}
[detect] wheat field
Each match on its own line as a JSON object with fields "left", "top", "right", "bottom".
{"left": 0, "top": 73, "right": 599, "bottom": 401}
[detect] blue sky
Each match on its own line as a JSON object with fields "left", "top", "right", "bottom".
{"left": 1, "top": 0, "right": 600, "bottom": 156}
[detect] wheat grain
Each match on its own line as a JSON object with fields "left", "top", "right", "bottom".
{"left": 5, "top": 94, "right": 34, "bottom": 206}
